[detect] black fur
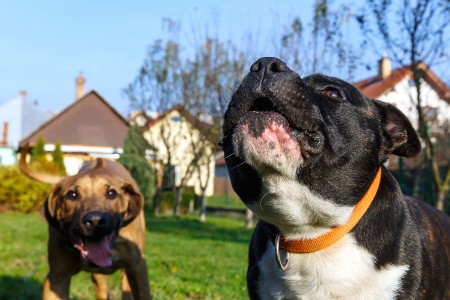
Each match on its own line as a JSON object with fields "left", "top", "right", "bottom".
{"left": 221, "top": 57, "right": 450, "bottom": 299}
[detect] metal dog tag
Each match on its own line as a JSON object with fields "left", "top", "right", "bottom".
{"left": 275, "top": 233, "right": 289, "bottom": 271}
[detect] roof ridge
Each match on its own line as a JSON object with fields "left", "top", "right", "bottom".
{"left": 354, "top": 62, "right": 449, "bottom": 101}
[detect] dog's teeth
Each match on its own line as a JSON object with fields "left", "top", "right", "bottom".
{"left": 291, "top": 129, "right": 301, "bottom": 137}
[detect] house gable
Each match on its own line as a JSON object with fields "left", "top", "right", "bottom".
{"left": 354, "top": 62, "right": 450, "bottom": 102}
{"left": 20, "top": 90, "right": 129, "bottom": 148}
{"left": 0, "top": 94, "right": 51, "bottom": 147}
{"left": 143, "top": 105, "right": 215, "bottom": 196}
{"left": 354, "top": 62, "right": 450, "bottom": 129}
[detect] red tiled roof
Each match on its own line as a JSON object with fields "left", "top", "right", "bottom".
{"left": 354, "top": 62, "right": 450, "bottom": 102}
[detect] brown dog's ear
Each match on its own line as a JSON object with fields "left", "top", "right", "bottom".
{"left": 40, "top": 183, "right": 63, "bottom": 228}
{"left": 374, "top": 99, "right": 421, "bottom": 158}
{"left": 121, "top": 182, "right": 144, "bottom": 227}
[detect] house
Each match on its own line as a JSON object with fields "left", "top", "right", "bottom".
{"left": 354, "top": 57, "right": 450, "bottom": 132}
{"left": 354, "top": 57, "right": 450, "bottom": 171}
{"left": 0, "top": 91, "right": 52, "bottom": 165}
{"left": 213, "top": 151, "right": 239, "bottom": 196}
{"left": 19, "top": 75, "right": 129, "bottom": 175}
{"left": 141, "top": 105, "right": 215, "bottom": 196}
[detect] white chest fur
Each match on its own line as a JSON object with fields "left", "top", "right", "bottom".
{"left": 257, "top": 235, "right": 408, "bottom": 300}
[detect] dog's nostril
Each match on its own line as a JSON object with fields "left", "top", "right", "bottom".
{"left": 250, "top": 57, "right": 288, "bottom": 74}
{"left": 82, "top": 212, "right": 107, "bottom": 230}
{"left": 97, "top": 218, "right": 106, "bottom": 228}
{"left": 250, "top": 61, "right": 261, "bottom": 72}
{"left": 269, "top": 61, "right": 286, "bottom": 72}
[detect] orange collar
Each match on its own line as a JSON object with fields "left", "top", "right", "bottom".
{"left": 280, "top": 167, "right": 382, "bottom": 254}
{"left": 267, "top": 168, "right": 382, "bottom": 269}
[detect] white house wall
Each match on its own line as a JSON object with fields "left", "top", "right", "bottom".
{"left": 43, "top": 144, "right": 122, "bottom": 176}
{"left": 378, "top": 77, "right": 450, "bottom": 129}
{"left": 0, "top": 96, "right": 51, "bottom": 147}
{"left": 144, "top": 110, "right": 215, "bottom": 196}
{"left": 0, "top": 147, "right": 16, "bottom": 165}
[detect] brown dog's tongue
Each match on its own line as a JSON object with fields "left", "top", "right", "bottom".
{"left": 85, "top": 237, "right": 113, "bottom": 267}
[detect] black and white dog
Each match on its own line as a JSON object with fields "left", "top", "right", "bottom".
{"left": 221, "top": 57, "right": 450, "bottom": 299}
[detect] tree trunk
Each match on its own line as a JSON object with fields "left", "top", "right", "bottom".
{"left": 153, "top": 187, "right": 162, "bottom": 217}
{"left": 245, "top": 208, "right": 254, "bottom": 229}
{"left": 173, "top": 186, "right": 183, "bottom": 218}
{"left": 199, "top": 190, "right": 207, "bottom": 223}
{"left": 436, "top": 190, "right": 445, "bottom": 211}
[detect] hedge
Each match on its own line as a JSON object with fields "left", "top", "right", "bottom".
{"left": 0, "top": 166, "right": 51, "bottom": 213}
{"left": 159, "top": 190, "right": 199, "bottom": 214}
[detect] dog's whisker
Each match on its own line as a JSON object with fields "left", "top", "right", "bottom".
{"left": 231, "top": 161, "right": 246, "bottom": 170}
{"left": 225, "top": 152, "right": 236, "bottom": 159}
{"left": 259, "top": 191, "right": 270, "bottom": 211}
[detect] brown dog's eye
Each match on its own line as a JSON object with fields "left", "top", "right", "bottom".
{"left": 106, "top": 189, "right": 118, "bottom": 200}
{"left": 322, "top": 87, "right": 343, "bottom": 99}
{"left": 66, "top": 191, "right": 78, "bottom": 201}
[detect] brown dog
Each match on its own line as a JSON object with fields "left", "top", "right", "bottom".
{"left": 20, "top": 151, "right": 151, "bottom": 300}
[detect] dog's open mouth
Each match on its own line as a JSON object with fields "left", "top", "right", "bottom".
{"left": 249, "top": 97, "right": 278, "bottom": 113}
{"left": 240, "top": 98, "right": 323, "bottom": 154}
{"left": 71, "top": 233, "right": 116, "bottom": 267}
{"left": 248, "top": 98, "right": 320, "bottom": 143}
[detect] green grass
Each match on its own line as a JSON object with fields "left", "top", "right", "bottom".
{"left": 206, "top": 194, "right": 245, "bottom": 209}
{"left": 0, "top": 213, "right": 252, "bottom": 299}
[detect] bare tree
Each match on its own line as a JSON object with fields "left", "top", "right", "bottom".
{"left": 124, "top": 21, "right": 184, "bottom": 216}
{"left": 278, "top": 0, "right": 361, "bottom": 80}
{"left": 359, "top": 0, "right": 450, "bottom": 210}
{"left": 126, "top": 18, "right": 248, "bottom": 218}
{"left": 181, "top": 37, "right": 247, "bottom": 221}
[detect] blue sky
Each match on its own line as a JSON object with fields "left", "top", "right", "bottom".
{"left": 1, "top": 1, "right": 446, "bottom": 118}
{"left": 0, "top": 0, "right": 304, "bottom": 116}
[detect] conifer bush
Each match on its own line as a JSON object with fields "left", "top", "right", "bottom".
{"left": 118, "top": 124, "right": 156, "bottom": 210}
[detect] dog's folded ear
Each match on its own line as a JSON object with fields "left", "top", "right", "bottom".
{"left": 374, "top": 99, "right": 421, "bottom": 159}
{"left": 41, "top": 183, "right": 63, "bottom": 228}
{"left": 121, "top": 182, "right": 144, "bottom": 227}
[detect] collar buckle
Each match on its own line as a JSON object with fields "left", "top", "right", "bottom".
{"left": 275, "top": 233, "right": 289, "bottom": 271}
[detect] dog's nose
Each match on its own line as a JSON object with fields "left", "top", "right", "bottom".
{"left": 250, "top": 57, "right": 289, "bottom": 74}
{"left": 82, "top": 211, "right": 108, "bottom": 232}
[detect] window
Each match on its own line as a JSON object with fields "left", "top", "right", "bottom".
{"left": 423, "top": 106, "right": 438, "bottom": 122}
{"left": 408, "top": 79, "right": 416, "bottom": 87}
{"left": 170, "top": 115, "right": 182, "bottom": 123}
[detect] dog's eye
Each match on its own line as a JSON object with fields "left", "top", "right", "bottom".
{"left": 106, "top": 189, "right": 118, "bottom": 200}
{"left": 322, "top": 87, "right": 343, "bottom": 99}
{"left": 66, "top": 191, "right": 78, "bottom": 201}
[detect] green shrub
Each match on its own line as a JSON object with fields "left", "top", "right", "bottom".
{"left": 31, "top": 136, "right": 46, "bottom": 161}
{"left": 52, "top": 142, "right": 66, "bottom": 175}
{"left": 159, "top": 190, "right": 199, "bottom": 214}
{"left": 118, "top": 124, "right": 156, "bottom": 210}
{"left": 29, "top": 137, "right": 66, "bottom": 175}
{"left": 0, "top": 166, "right": 51, "bottom": 213}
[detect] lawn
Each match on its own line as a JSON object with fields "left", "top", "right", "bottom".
{"left": 206, "top": 194, "right": 245, "bottom": 209}
{"left": 0, "top": 213, "right": 253, "bottom": 300}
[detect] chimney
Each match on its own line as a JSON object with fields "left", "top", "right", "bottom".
{"left": 75, "top": 73, "right": 86, "bottom": 100}
{"left": 1, "top": 122, "right": 8, "bottom": 146}
{"left": 378, "top": 57, "right": 391, "bottom": 79}
{"left": 19, "top": 90, "right": 27, "bottom": 99}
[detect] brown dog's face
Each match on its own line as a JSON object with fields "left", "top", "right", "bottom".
{"left": 43, "top": 159, "right": 143, "bottom": 267}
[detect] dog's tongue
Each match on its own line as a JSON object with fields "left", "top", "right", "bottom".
{"left": 85, "top": 237, "right": 113, "bottom": 267}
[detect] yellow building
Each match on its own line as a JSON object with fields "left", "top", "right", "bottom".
{"left": 142, "top": 105, "right": 215, "bottom": 196}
